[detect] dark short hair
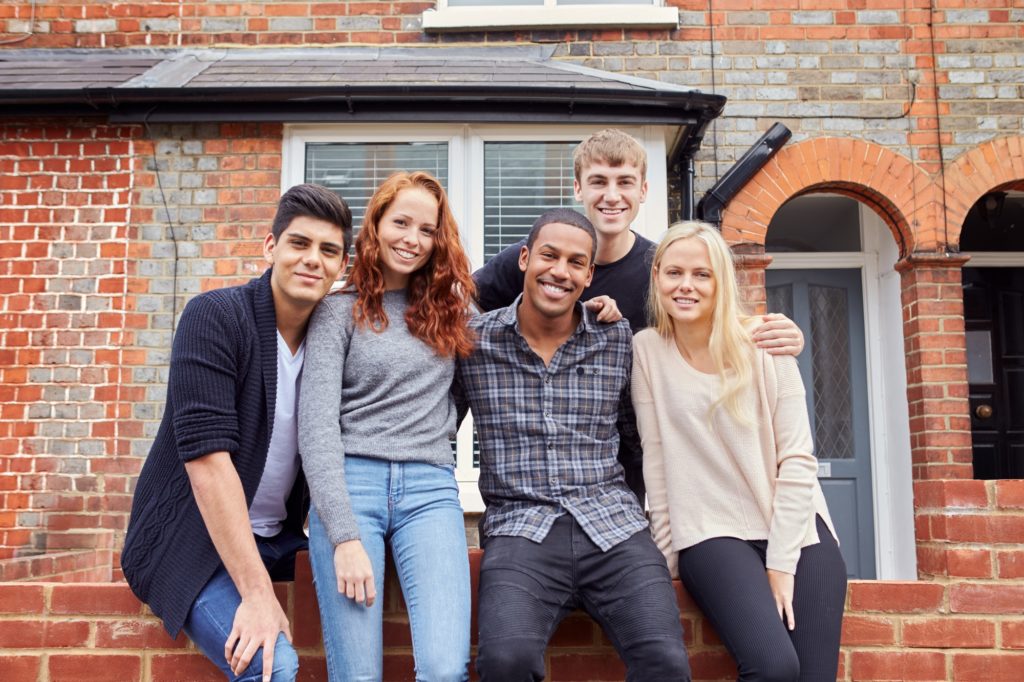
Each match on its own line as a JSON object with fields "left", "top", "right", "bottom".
{"left": 525, "top": 207, "right": 597, "bottom": 261}
{"left": 272, "top": 183, "right": 353, "bottom": 252}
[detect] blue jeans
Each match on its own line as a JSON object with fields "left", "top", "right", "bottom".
{"left": 308, "top": 456, "right": 471, "bottom": 682}
{"left": 183, "top": 528, "right": 306, "bottom": 682}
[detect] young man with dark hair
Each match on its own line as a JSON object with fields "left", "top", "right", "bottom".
{"left": 121, "top": 184, "right": 352, "bottom": 682}
{"left": 455, "top": 208, "right": 692, "bottom": 681}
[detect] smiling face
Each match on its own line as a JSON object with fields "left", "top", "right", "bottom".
{"left": 518, "top": 221, "right": 595, "bottom": 322}
{"left": 573, "top": 160, "right": 648, "bottom": 241}
{"left": 376, "top": 186, "right": 439, "bottom": 290}
{"left": 655, "top": 237, "right": 716, "bottom": 329}
{"left": 265, "top": 215, "right": 348, "bottom": 314}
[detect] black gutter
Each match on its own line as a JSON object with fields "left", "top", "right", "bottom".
{"left": 2, "top": 84, "right": 726, "bottom": 121}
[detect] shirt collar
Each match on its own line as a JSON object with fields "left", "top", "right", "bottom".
{"left": 498, "top": 293, "right": 598, "bottom": 338}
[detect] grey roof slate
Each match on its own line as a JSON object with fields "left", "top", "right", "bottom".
{"left": 0, "top": 46, "right": 697, "bottom": 95}
{"left": 0, "top": 58, "right": 159, "bottom": 89}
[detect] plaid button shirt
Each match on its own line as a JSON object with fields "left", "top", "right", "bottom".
{"left": 454, "top": 296, "right": 647, "bottom": 551}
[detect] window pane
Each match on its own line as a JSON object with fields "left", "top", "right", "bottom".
{"left": 559, "top": 0, "right": 654, "bottom": 4}
{"left": 766, "top": 283, "right": 794, "bottom": 320}
{"left": 483, "top": 141, "right": 580, "bottom": 261}
{"left": 448, "top": 0, "right": 542, "bottom": 5}
{"left": 966, "top": 330, "right": 994, "bottom": 384}
{"left": 809, "top": 284, "right": 855, "bottom": 459}
{"left": 304, "top": 142, "right": 449, "bottom": 241}
{"left": 766, "top": 194, "right": 862, "bottom": 253}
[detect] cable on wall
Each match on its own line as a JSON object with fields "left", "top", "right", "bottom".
{"left": 0, "top": 0, "right": 37, "bottom": 45}
{"left": 142, "top": 109, "right": 182, "bottom": 336}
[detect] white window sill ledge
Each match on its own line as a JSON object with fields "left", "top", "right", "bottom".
{"left": 422, "top": 6, "right": 679, "bottom": 32}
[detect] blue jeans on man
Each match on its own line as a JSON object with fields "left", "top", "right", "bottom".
{"left": 183, "top": 528, "right": 306, "bottom": 682}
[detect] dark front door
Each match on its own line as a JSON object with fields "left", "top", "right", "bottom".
{"left": 963, "top": 267, "right": 1024, "bottom": 479}
{"left": 766, "top": 268, "right": 876, "bottom": 579}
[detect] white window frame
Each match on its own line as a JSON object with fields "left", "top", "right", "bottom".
{"left": 421, "top": 0, "right": 679, "bottom": 32}
{"left": 284, "top": 123, "right": 672, "bottom": 512}
{"left": 766, "top": 201, "right": 916, "bottom": 580}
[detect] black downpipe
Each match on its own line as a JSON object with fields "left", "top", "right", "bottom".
{"left": 684, "top": 157, "right": 695, "bottom": 220}
{"left": 696, "top": 122, "right": 792, "bottom": 225}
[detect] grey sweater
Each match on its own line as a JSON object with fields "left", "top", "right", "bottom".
{"left": 298, "top": 289, "right": 458, "bottom": 544}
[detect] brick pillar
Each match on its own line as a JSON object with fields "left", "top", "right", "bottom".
{"left": 895, "top": 252, "right": 973, "bottom": 481}
{"left": 731, "top": 244, "right": 772, "bottom": 316}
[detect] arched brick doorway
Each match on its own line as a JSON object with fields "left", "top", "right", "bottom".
{"left": 948, "top": 136, "right": 1024, "bottom": 481}
{"left": 720, "top": 138, "right": 926, "bottom": 579}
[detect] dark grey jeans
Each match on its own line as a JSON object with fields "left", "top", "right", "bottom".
{"left": 476, "top": 514, "right": 691, "bottom": 682}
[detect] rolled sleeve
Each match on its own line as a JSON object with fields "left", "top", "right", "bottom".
{"left": 169, "top": 296, "right": 242, "bottom": 462}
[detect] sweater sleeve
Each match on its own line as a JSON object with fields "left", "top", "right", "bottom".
{"left": 765, "top": 353, "right": 819, "bottom": 574}
{"left": 632, "top": 337, "right": 677, "bottom": 578}
{"left": 298, "top": 297, "right": 360, "bottom": 545}
{"left": 169, "top": 294, "right": 243, "bottom": 462}
{"left": 473, "top": 240, "right": 526, "bottom": 313}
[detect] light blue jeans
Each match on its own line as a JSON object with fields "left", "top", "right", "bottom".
{"left": 183, "top": 528, "right": 305, "bottom": 682}
{"left": 308, "top": 456, "right": 471, "bottom": 682}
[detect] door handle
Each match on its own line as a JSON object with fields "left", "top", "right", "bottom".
{"left": 975, "top": 404, "right": 993, "bottom": 419}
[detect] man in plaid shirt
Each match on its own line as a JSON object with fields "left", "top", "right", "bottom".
{"left": 454, "top": 208, "right": 691, "bottom": 681}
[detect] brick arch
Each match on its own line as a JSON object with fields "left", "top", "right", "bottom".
{"left": 720, "top": 137, "right": 927, "bottom": 256}
{"left": 944, "top": 135, "right": 1024, "bottom": 248}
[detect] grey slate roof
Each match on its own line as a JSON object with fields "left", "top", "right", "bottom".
{"left": 0, "top": 57, "right": 160, "bottom": 90}
{"left": 0, "top": 46, "right": 699, "bottom": 94}
{"left": 0, "top": 46, "right": 725, "bottom": 161}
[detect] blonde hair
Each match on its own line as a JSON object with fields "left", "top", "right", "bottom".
{"left": 573, "top": 129, "right": 648, "bottom": 181}
{"left": 648, "top": 221, "right": 755, "bottom": 424}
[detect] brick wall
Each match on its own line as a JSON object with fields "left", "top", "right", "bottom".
{"left": 0, "top": 122, "right": 140, "bottom": 561}
{"left": 0, "top": 121, "right": 285, "bottom": 565}
{"left": 1, "top": 1, "right": 1023, "bottom": 677}
{"left": 3, "top": 542, "right": 1024, "bottom": 682}
{"left": 2, "top": 2, "right": 1022, "bottom": 190}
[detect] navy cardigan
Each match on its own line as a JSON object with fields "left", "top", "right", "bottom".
{"left": 121, "top": 270, "right": 308, "bottom": 637}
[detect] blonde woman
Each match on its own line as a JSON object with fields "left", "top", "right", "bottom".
{"left": 632, "top": 222, "right": 847, "bottom": 681}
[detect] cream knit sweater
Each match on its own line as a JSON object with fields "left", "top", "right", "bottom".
{"left": 632, "top": 329, "right": 837, "bottom": 578}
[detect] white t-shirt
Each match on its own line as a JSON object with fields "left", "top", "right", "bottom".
{"left": 249, "top": 332, "right": 304, "bottom": 537}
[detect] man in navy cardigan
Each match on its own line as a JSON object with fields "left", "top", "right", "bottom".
{"left": 121, "top": 184, "right": 352, "bottom": 682}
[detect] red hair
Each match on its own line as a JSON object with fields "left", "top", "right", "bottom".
{"left": 346, "top": 171, "right": 476, "bottom": 358}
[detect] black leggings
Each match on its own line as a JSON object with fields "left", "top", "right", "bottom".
{"left": 677, "top": 516, "right": 847, "bottom": 682}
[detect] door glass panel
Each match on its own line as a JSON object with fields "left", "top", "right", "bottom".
{"left": 966, "top": 330, "right": 994, "bottom": 384}
{"left": 766, "top": 283, "right": 794, "bottom": 321}
{"left": 766, "top": 194, "right": 862, "bottom": 252}
{"left": 483, "top": 141, "right": 580, "bottom": 261}
{"left": 305, "top": 142, "right": 449, "bottom": 242}
{"left": 809, "top": 284, "right": 855, "bottom": 459}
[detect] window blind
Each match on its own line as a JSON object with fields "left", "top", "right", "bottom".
{"left": 483, "top": 141, "right": 580, "bottom": 262}
{"left": 305, "top": 142, "right": 449, "bottom": 241}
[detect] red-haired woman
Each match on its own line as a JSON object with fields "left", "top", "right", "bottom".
{"left": 298, "top": 171, "right": 475, "bottom": 681}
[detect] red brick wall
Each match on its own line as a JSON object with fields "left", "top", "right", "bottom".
{"left": 0, "top": 1, "right": 1023, "bottom": 677}
{"left": 0, "top": 122, "right": 140, "bottom": 560}
{"left": 3, "top": 542, "right": 1024, "bottom": 682}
